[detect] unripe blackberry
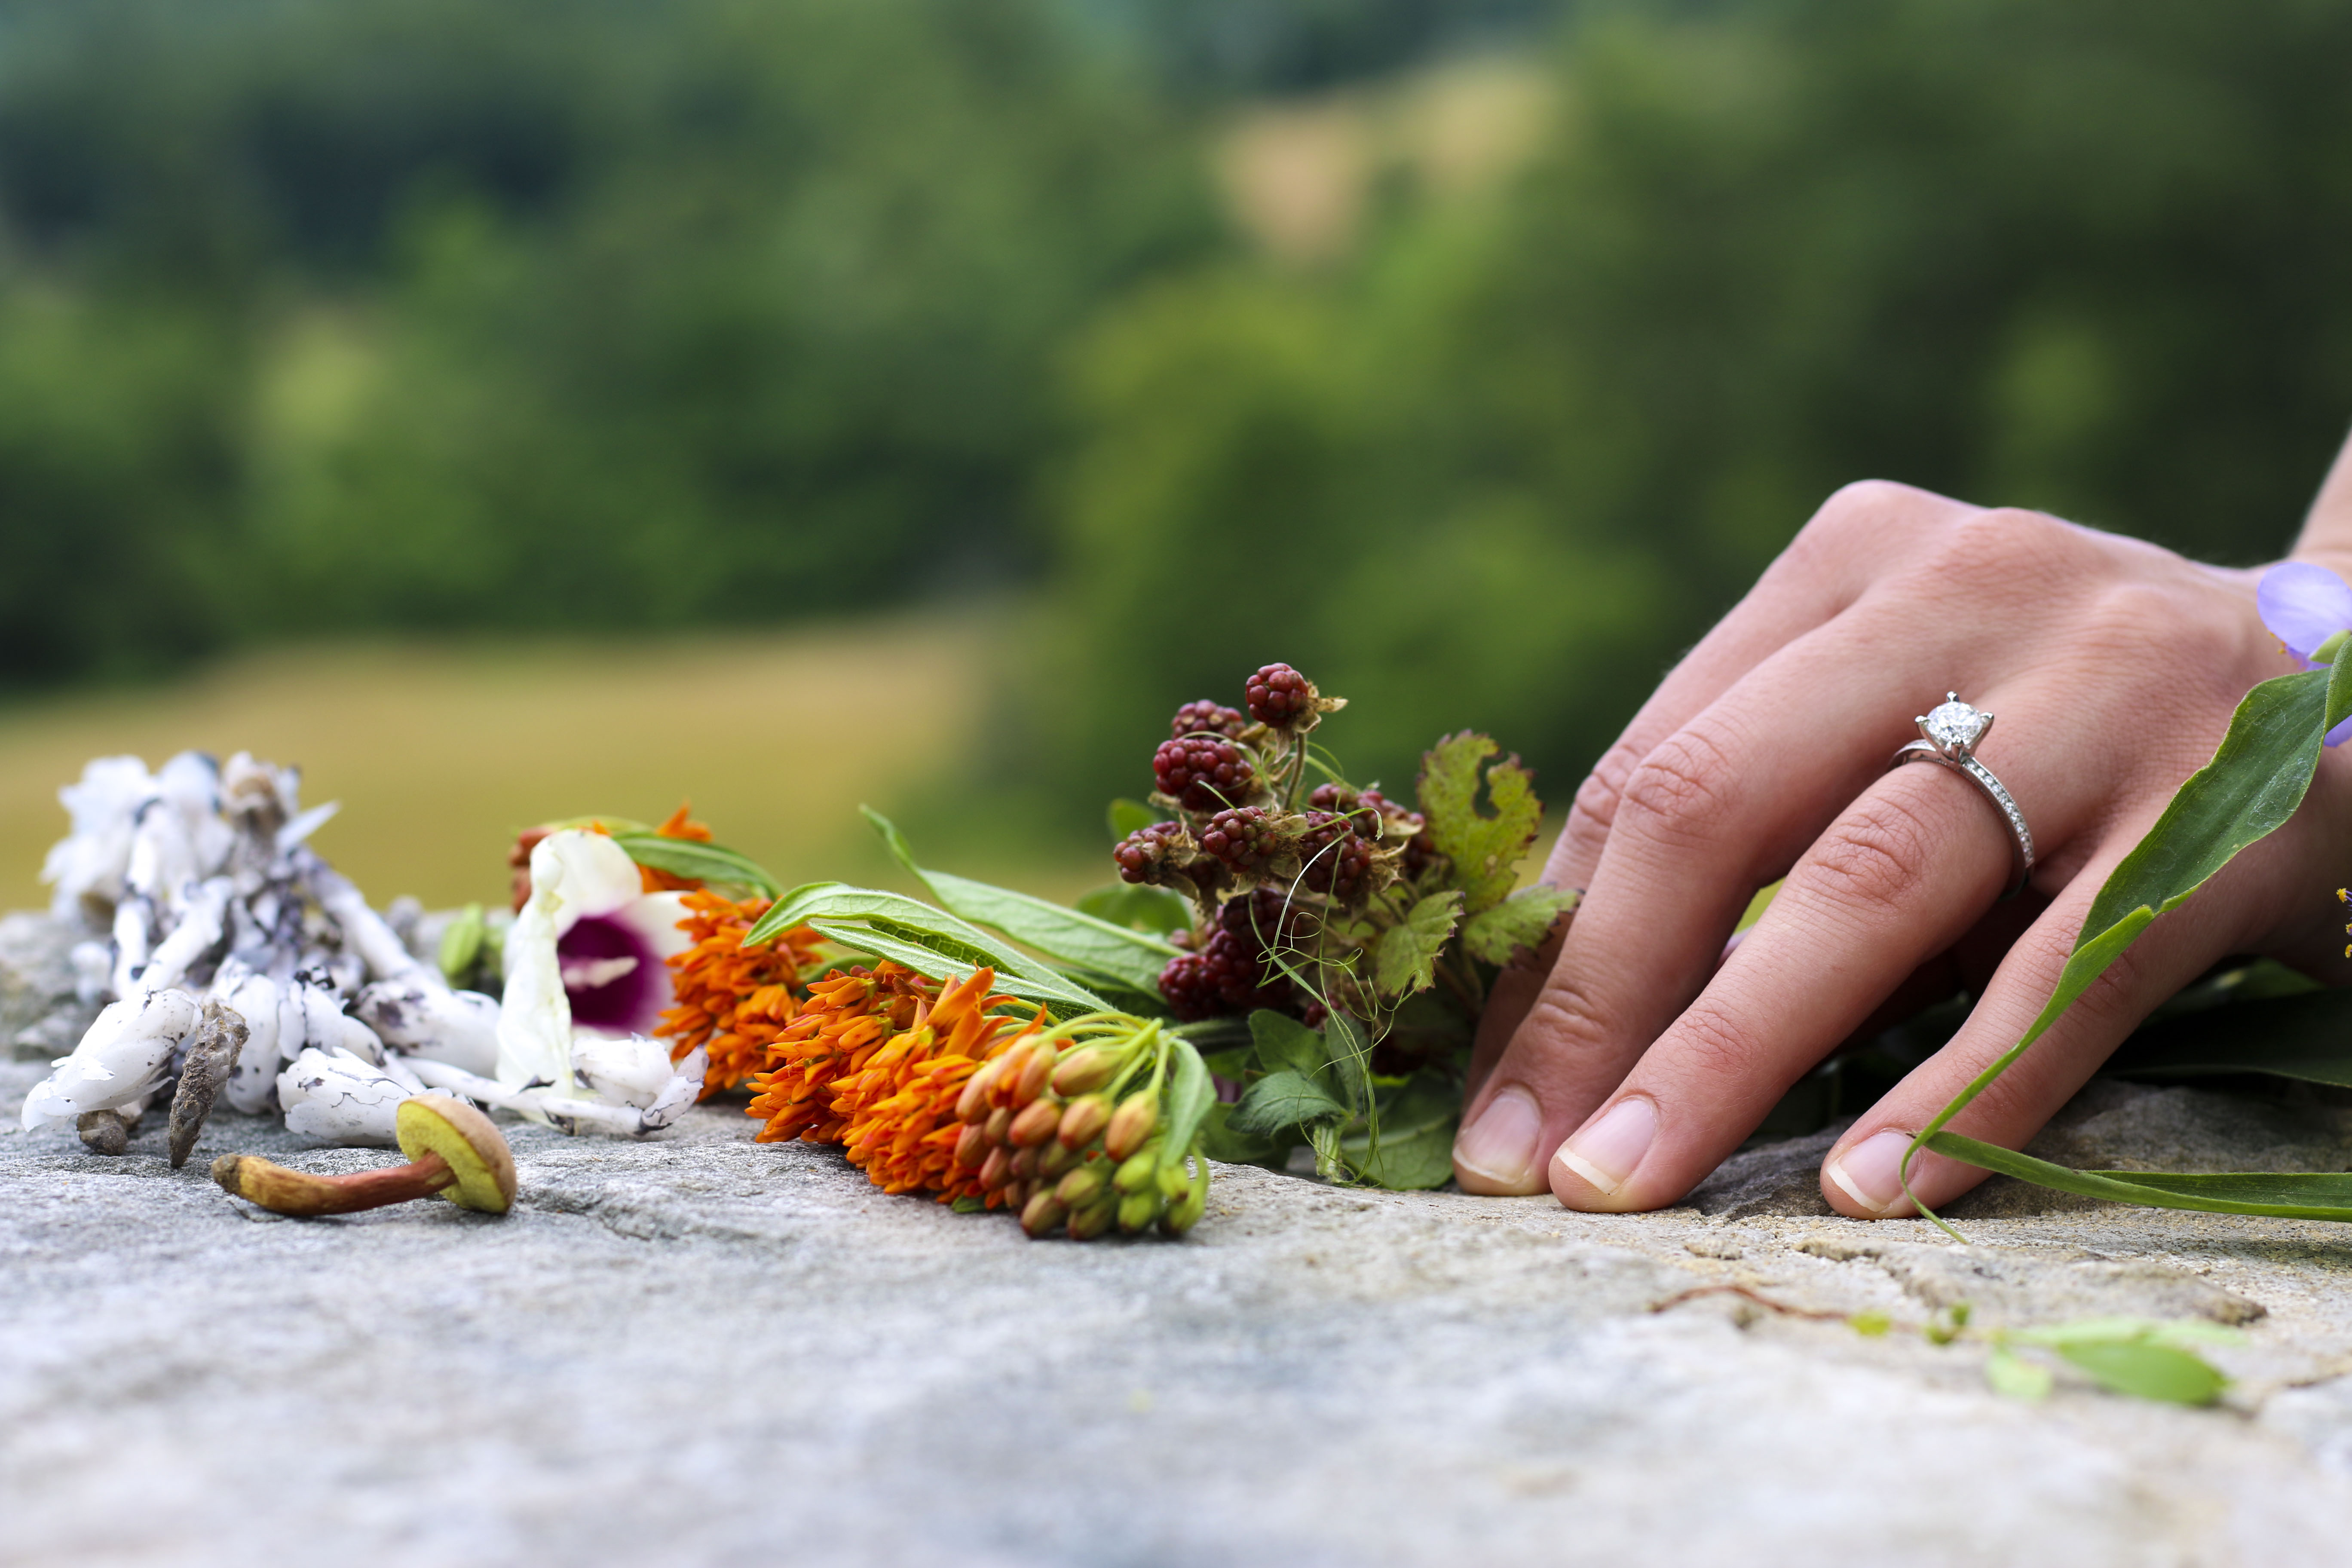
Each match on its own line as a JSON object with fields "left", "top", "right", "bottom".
{"left": 1113, "top": 820, "right": 1186, "bottom": 885}
{"left": 1158, "top": 951, "right": 1225, "bottom": 1022}
{"left": 1221, "top": 883, "right": 1314, "bottom": 948}
{"left": 1245, "top": 663, "right": 1314, "bottom": 728}
{"left": 1298, "top": 818, "right": 1374, "bottom": 904}
{"left": 1153, "top": 737, "right": 1256, "bottom": 812}
{"left": 1171, "top": 700, "right": 1248, "bottom": 740}
{"left": 1201, "top": 927, "right": 1289, "bottom": 1009}
{"left": 1308, "top": 782, "right": 1358, "bottom": 815}
{"left": 1199, "top": 807, "right": 1281, "bottom": 875}
{"left": 1357, "top": 788, "right": 1430, "bottom": 864}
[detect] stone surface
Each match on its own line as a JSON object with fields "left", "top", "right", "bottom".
{"left": 10, "top": 931, "right": 2352, "bottom": 1565}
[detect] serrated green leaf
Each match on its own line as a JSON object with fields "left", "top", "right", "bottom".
{"left": 1416, "top": 731, "right": 1546, "bottom": 914}
{"left": 1199, "top": 1099, "right": 1291, "bottom": 1164}
{"left": 1340, "top": 1070, "right": 1460, "bottom": 1189}
{"left": 1226, "top": 1069, "right": 1349, "bottom": 1137}
{"left": 1374, "top": 890, "right": 1463, "bottom": 998}
{"left": 610, "top": 833, "right": 783, "bottom": 898}
{"left": 1984, "top": 1348, "right": 2052, "bottom": 1401}
{"left": 1460, "top": 884, "right": 1578, "bottom": 965}
{"left": 1160, "top": 1032, "right": 1216, "bottom": 1168}
{"left": 1074, "top": 882, "right": 1194, "bottom": 936}
{"left": 1169, "top": 1013, "right": 1254, "bottom": 1051}
{"left": 861, "top": 808, "right": 1178, "bottom": 992}
{"left": 1324, "top": 1011, "right": 1371, "bottom": 1117}
{"left": 2055, "top": 1339, "right": 2227, "bottom": 1405}
{"left": 1109, "top": 798, "right": 1162, "bottom": 840}
{"left": 1250, "top": 1009, "right": 1328, "bottom": 1079}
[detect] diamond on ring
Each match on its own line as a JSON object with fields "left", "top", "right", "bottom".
{"left": 1918, "top": 692, "right": 1993, "bottom": 759}
{"left": 1891, "top": 692, "right": 2033, "bottom": 900}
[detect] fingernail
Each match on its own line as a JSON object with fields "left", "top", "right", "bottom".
{"left": 1826, "top": 1130, "right": 1917, "bottom": 1215}
{"left": 1453, "top": 1086, "right": 1543, "bottom": 1190}
{"left": 1553, "top": 1096, "right": 1656, "bottom": 1197}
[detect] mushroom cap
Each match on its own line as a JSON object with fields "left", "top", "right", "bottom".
{"left": 395, "top": 1095, "right": 517, "bottom": 1213}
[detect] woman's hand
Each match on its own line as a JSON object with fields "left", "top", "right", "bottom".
{"left": 1451, "top": 477, "right": 2352, "bottom": 1216}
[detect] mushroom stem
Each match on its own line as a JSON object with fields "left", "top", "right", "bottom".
{"left": 210, "top": 1150, "right": 456, "bottom": 1216}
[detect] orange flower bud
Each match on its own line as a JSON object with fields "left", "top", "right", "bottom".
{"left": 956, "top": 1056, "right": 1007, "bottom": 1123}
{"left": 1009, "top": 1096, "right": 1062, "bottom": 1147}
{"left": 978, "top": 1145, "right": 1013, "bottom": 1191}
{"left": 984, "top": 1106, "right": 1013, "bottom": 1146}
{"left": 1104, "top": 1090, "right": 1160, "bottom": 1161}
{"left": 1010, "top": 1144, "right": 1041, "bottom": 1180}
{"left": 1113, "top": 1145, "right": 1160, "bottom": 1194}
{"left": 1050, "top": 1047, "right": 1118, "bottom": 1097}
{"left": 1015, "top": 1043, "right": 1057, "bottom": 1104}
{"left": 1038, "top": 1139, "right": 1081, "bottom": 1179}
{"left": 1057, "top": 1093, "right": 1112, "bottom": 1150}
{"left": 1003, "top": 1178, "right": 1031, "bottom": 1209}
{"left": 1068, "top": 1195, "right": 1117, "bottom": 1240}
{"left": 954, "top": 1121, "right": 989, "bottom": 1168}
{"left": 1020, "top": 1189, "right": 1069, "bottom": 1237}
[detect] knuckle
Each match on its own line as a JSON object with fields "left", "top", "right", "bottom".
{"left": 1658, "top": 1002, "right": 1756, "bottom": 1090}
{"left": 2073, "top": 581, "right": 2225, "bottom": 668}
{"left": 1565, "top": 741, "right": 1646, "bottom": 845}
{"left": 1616, "top": 727, "right": 1744, "bottom": 843}
{"left": 1800, "top": 794, "right": 1943, "bottom": 915}
{"left": 1779, "top": 480, "right": 1929, "bottom": 571}
{"left": 1921, "top": 506, "right": 2082, "bottom": 588}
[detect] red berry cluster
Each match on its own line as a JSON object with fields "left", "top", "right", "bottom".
{"left": 1171, "top": 700, "right": 1248, "bottom": 740}
{"left": 1246, "top": 663, "right": 1314, "bottom": 728}
{"left": 1152, "top": 736, "right": 1256, "bottom": 812}
{"left": 1158, "top": 889, "right": 1313, "bottom": 1021}
{"left": 1199, "top": 807, "right": 1281, "bottom": 875}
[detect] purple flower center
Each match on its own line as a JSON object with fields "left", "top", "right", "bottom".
{"left": 558, "top": 913, "right": 661, "bottom": 1034}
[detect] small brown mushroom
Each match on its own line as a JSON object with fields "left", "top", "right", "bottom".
{"left": 210, "top": 1096, "right": 517, "bottom": 1217}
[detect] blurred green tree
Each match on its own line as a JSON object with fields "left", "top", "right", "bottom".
{"left": 1043, "top": 0, "right": 2352, "bottom": 809}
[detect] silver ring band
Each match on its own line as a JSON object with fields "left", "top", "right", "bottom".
{"left": 1888, "top": 693, "right": 2036, "bottom": 900}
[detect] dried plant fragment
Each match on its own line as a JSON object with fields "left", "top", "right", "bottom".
{"left": 167, "top": 999, "right": 249, "bottom": 1168}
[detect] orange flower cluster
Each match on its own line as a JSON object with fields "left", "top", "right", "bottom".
{"left": 658, "top": 890, "right": 826, "bottom": 1096}
{"left": 745, "top": 964, "right": 1045, "bottom": 1205}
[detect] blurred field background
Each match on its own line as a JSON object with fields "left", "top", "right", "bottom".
{"left": 4, "top": 0, "right": 2352, "bottom": 910}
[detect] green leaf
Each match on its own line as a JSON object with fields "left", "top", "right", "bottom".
{"left": 801, "top": 918, "right": 1110, "bottom": 1016}
{"left": 2331, "top": 639, "right": 2352, "bottom": 730}
{"left": 1169, "top": 1013, "right": 1254, "bottom": 1051}
{"left": 1199, "top": 1099, "right": 1291, "bottom": 1164}
{"left": 1460, "top": 884, "right": 1579, "bottom": 965}
{"left": 1416, "top": 731, "right": 1546, "bottom": 914}
{"left": 1924, "top": 1131, "right": 2352, "bottom": 1220}
{"left": 1160, "top": 1032, "right": 1217, "bottom": 1168}
{"left": 1984, "top": 1348, "right": 2052, "bottom": 1401}
{"left": 1109, "top": 798, "right": 1162, "bottom": 840}
{"left": 1074, "top": 882, "right": 1194, "bottom": 937}
{"left": 2108, "top": 989, "right": 2352, "bottom": 1089}
{"left": 1323, "top": 1011, "right": 1371, "bottom": 1116}
{"left": 610, "top": 833, "right": 783, "bottom": 898}
{"left": 1340, "top": 1070, "right": 1460, "bottom": 1189}
{"left": 1249, "top": 1009, "right": 1328, "bottom": 1079}
{"left": 2014, "top": 1316, "right": 2245, "bottom": 1350}
{"left": 437, "top": 902, "right": 485, "bottom": 982}
{"left": 1909, "top": 668, "right": 2334, "bottom": 1234}
{"left": 2053, "top": 1339, "right": 2227, "bottom": 1406}
{"left": 1374, "top": 890, "right": 1464, "bottom": 998}
{"left": 861, "top": 808, "right": 1178, "bottom": 992}
{"left": 1226, "top": 1069, "right": 1348, "bottom": 1137}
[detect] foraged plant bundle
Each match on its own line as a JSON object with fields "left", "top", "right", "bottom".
{"left": 741, "top": 962, "right": 1214, "bottom": 1238}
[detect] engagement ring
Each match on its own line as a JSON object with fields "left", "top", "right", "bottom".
{"left": 1889, "top": 693, "right": 2036, "bottom": 899}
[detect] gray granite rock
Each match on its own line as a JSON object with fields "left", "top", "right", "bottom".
{"left": 9, "top": 919, "right": 2352, "bottom": 1566}
{"left": 0, "top": 910, "right": 87, "bottom": 1061}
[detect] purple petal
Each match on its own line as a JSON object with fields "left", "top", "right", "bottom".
{"left": 2328, "top": 712, "right": 2352, "bottom": 749}
{"left": 558, "top": 913, "right": 666, "bottom": 1035}
{"left": 2257, "top": 562, "right": 2352, "bottom": 662}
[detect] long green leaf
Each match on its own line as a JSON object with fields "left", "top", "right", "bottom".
{"left": 2108, "top": 989, "right": 2352, "bottom": 1088}
{"left": 1925, "top": 1130, "right": 2352, "bottom": 1220}
{"left": 1907, "top": 669, "right": 2333, "bottom": 1232}
{"left": 802, "top": 918, "right": 1107, "bottom": 1015}
{"left": 610, "top": 833, "right": 782, "bottom": 897}
{"left": 862, "top": 808, "right": 1176, "bottom": 991}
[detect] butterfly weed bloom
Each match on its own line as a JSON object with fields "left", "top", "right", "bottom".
{"left": 832, "top": 969, "right": 1047, "bottom": 1201}
{"left": 658, "top": 890, "right": 825, "bottom": 1096}
{"left": 2258, "top": 561, "right": 2352, "bottom": 745}
{"left": 748, "top": 962, "right": 936, "bottom": 1145}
